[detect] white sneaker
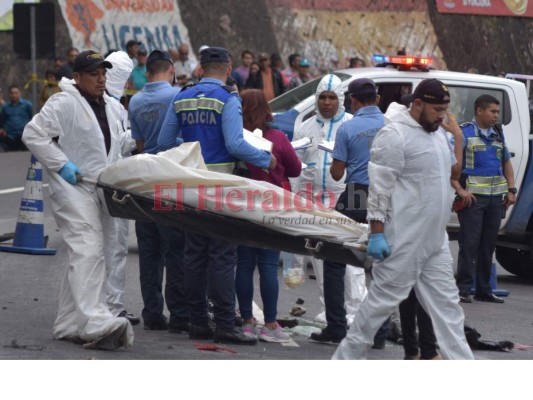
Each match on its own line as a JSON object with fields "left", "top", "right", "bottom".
{"left": 259, "top": 323, "right": 290, "bottom": 343}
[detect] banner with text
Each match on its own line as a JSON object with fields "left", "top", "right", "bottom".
{"left": 57, "top": 0, "right": 194, "bottom": 58}
{"left": 436, "top": 0, "right": 533, "bottom": 17}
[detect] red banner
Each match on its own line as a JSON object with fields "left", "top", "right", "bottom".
{"left": 436, "top": 0, "right": 533, "bottom": 17}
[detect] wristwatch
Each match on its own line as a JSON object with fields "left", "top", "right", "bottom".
{"left": 508, "top": 187, "right": 517, "bottom": 194}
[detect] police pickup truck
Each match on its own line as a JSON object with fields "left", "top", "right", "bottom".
{"left": 270, "top": 56, "right": 533, "bottom": 278}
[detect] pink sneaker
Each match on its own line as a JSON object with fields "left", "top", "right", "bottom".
{"left": 242, "top": 318, "right": 257, "bottom": 337}
{"left": 259, "top": 322, "right": 290, "bottom": 343}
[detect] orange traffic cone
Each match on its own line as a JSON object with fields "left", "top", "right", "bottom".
{"left": 0, "top": 155, "right": 56, "bottom": 255}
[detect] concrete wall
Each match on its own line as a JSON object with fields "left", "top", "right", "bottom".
{"left": 268, "top": 0, "right": 446, "bottom": 73}
{"left": 1, "top": 0, "right": 532, "bottom": 110}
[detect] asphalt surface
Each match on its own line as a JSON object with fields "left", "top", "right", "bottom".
{"left": 1, "top": 151, "right": 532, "bottom": 361}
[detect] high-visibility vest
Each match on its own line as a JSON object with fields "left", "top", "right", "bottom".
{"left": 461, "top": 122, "right": 507, "bottom": 196}
{"left": 173, "top": 82, "right": 238, "bottom": 172}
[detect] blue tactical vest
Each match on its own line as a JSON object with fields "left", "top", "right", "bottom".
{"left": 461, "top": 122, "right": 507, "bottom": 196}
{"left": 173, "top": 82, "right": 238, "bottom": 168}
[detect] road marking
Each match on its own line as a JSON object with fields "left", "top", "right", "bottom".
{"left": 0, "top": 184, "right": 48, "bottom": 195}
{"left": 282, "top": 338, "right": 300, "bottom": 347}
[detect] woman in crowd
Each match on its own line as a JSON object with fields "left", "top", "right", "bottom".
{"left": 235, "top": 89, "right": 302, "bottom": 342}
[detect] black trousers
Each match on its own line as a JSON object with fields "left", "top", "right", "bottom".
{"left": 399, "top": 289, "right": 438, "bottom": 359}
{"left": 323, "top": 183, "right": 368, "bottom": 337}
{"left": 184, "top": 232, "right": 237, "bottom": 330}
{"left": 456, "top": 195, "right": 503, "bottom": 297}
{"left": 135, "top": 221, "right": 188, "bottom": 326}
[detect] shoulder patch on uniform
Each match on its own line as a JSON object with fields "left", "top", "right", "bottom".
{"left": 460, "top": 121, "right": 473, "bottom": 127}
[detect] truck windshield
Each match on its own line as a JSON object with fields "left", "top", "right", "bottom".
{"left": 447, "top": 86, "right": 508, "bottom": 125}
{"left": 270, "top": 72, "right": 352, "bottom": 113}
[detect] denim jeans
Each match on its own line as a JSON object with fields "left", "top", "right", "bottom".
{"left": 135, "top": 221, "right": 188, "bottom": 326}
{"left": 235, "top": 246, "right": 281, "bottom": 323}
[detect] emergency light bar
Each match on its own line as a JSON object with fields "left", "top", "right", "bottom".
{"left": 373, "top": 55, "right": 432, "bottom": 71}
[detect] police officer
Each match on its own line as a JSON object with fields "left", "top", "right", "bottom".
{"left": 453, "top": 94, "right": 516, "bottom": 304}
{"left": 158, "top": 47, "right": 276, "bottom": 345}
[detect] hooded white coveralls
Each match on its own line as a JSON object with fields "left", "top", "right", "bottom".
{"left": 332, "top": 104, "right": 473, "bottom": 360}
{"left": 103, "top": 51, "right": 135, "bottom": 317}
{"left": 292, "top": 74, "right": 367, "bottom": 324}
{"left": 22, "top": 78, "right": 134, "bottom": 347}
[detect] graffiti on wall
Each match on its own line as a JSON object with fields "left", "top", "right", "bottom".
{"left": 57, "top": 0, "right": 194, "bottom": 56}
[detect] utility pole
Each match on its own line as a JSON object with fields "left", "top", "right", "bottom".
{"left": 30, "top": 5, "right": 37, "bottom": 115}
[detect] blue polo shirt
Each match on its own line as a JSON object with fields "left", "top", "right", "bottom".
{"left": 332, "top": 105, "right": 384, "bottom": 185}
{"left": 2, "top": 99, "right": 33, "bottom": 139}
{"left": 129, "top": 81, "right": 180, "bottom": 154}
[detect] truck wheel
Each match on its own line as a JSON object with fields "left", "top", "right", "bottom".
{"left": 495, "top": 247, "right": 533, "bottom": 279}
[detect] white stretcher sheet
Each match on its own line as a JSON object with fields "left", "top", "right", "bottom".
{"left": 99, "top": 143, "right": 368, "bottom": 248}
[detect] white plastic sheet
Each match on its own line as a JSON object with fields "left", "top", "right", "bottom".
{"left": 99, "top": 143, "right": 368, "bottom": 247}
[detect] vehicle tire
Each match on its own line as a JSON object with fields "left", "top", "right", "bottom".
{"left": 495, "top": 246, "right": 533, "bottom": 279}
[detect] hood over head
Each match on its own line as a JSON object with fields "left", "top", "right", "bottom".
{"left": 105, "top": 51, "right": 134, "bottom": 99}
{"left": 315, "top": 74, "right": 345, "bottom": 120}
{"left": 384, "top": 101, "right": 424, "bottom": 128}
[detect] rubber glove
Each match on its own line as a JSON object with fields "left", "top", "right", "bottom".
{"left": 58, "top": 161, "right": 81, "bottom": 185}
{"left": 367, "top": 233, "right": 391, "bottom": 261}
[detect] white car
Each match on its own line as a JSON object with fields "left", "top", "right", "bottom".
{"left": 270, "top": 59, "right": 533, "bottom": 278}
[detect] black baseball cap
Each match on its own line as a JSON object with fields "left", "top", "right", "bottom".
{"left": 146, "top": 50, "right": 173, "bottom": 68}
{"left": 73, "top": 50, "right": 113, "bottom": 73}
{"left": 126, "top": 40, "right": 141, "bottom": 49}
{"left": 402, "top": 78, "right": 450, "bottom": 105}
{"left": 348, "top": 78, "right": 376, "bottom": 96}
{"left": 200, "top": 47, "right": 229, "bottom": 65}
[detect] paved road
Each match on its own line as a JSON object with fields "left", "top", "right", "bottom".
{"left": 1, "top": 152, "right": 532, "bottom": 360}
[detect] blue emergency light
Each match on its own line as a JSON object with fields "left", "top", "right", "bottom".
{"left": 372, "top": 55, "right": 389, "bottom": 64}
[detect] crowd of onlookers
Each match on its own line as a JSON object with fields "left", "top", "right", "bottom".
{"left": 1, "top": 42, "right": 506, "bottom": 153}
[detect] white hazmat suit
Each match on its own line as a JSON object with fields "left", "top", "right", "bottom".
{"left": 332, "top": 104, "right": 474, "bottom": 360}
{"left": 292, "top": 74, "right": 367, "bottom": 324}
{"left": 22, "top": 77, "right": 134, "bottom": 349}
{"left": 102, "top": 51, "right": 135, "bottom": 317}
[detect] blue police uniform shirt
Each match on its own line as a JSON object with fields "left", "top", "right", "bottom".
{"left": 129, "top": 81, "right": 180, "bottom": 154}
{"left": 157, "top": 77, "right": 271, "bottom": 168}
{"left": 460, "top": 119, "right": 511, "bottom": 161}
{"left": 2, "top": 99, "right": 33, "bottom": 139}
{"left": 332, "top": 105, "right": 384, "bottom": 185}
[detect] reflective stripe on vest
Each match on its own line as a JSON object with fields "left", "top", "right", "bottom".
{"left": 206, "top": 162, "right": 234, "bottom": 174}
{"left": 466, "top": 175, "right": 508, "bottom": 195}
{"left": 174, "top": 98, "right": 225, "bottom": 114}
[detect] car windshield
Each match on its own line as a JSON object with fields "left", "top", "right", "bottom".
{"left": 270, "top": 72, "right": 352, "bottom": 113}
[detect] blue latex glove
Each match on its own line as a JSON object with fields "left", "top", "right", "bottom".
{"left": 367, "top": 233, "right": 391, "bottom": 261}
{"left": 58, "top": 161, "right": 81, "bottom": 185}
